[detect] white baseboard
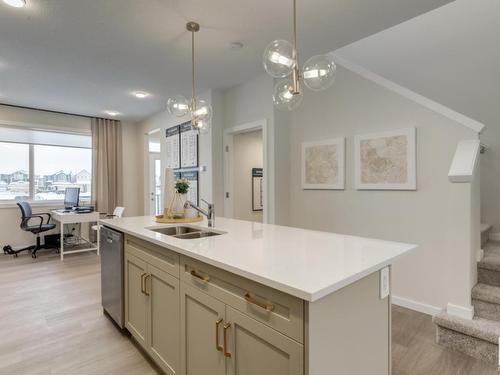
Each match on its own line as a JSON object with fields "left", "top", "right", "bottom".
{"left": 477, "top": 249, "right": 484, "bottom": 262}
{"left": 447, "top": 303, "right": 474, "bottom": 320}
{"left": 490, "top": 232, "right": 500, "bottom": 241}
{"left": 392, "top": 295, "right": 442, "bottom": 316}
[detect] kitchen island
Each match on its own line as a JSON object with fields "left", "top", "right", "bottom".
{"left": 100, "top": 216, "right": 416, "bottom": 375}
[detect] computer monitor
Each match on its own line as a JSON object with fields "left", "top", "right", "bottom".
{"left": 64, "top": 187, "right": 80, "bottom": 209}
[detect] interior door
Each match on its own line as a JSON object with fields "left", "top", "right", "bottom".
{"left": 180, "top": 283, "right": 226, "bottom": 375}
{"left": 225, "top": 306, "right": 303, "bottom": 375}
{"left": 148, "top": 264, "right": 180, "bottom": 375}
{"left": 149, "top": 153, "right": 161, "bottom": 215}
{"left": 124, "top": 252, "right": 149, "bottom": 348}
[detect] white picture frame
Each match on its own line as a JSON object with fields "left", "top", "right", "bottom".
{"left": 354, "top": 127, "right": 416, "bottom": 190}
{"left": 301, "top": 137, "right": 345, "bottom": 190}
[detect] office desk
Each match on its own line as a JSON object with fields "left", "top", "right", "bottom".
{"left": 51, "top": 210, "right": 100, "bottom": 260}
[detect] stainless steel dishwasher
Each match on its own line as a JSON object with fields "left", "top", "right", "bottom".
{"left": 100, "top": 225, "right": 124, "bottom": 328}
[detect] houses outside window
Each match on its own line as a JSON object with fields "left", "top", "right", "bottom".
{"left": 0, "top": 127, "right": 92, "bottom": 202}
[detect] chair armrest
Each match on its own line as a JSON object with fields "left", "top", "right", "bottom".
{"left": 36, "top": 212, "right": 52, "bottom": 224}
{"left": 28, "top": 215, "right": 45, "bottom": 231}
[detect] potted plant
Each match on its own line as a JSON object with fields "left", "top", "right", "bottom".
{"left": 170, "top": 178, "right": 190, "bottom": 219}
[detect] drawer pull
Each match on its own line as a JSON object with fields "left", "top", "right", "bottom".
{"left": 223, "top": 322, "right": 232, "bottom": 358}
{"left": 244, "top": 293, "right": 275, "bottom": 312}
{"left": 191, "top": 270, "right": 210, "bottom": 282}
{"left": 215, "top": 318, "right": 223, "bottom": 352}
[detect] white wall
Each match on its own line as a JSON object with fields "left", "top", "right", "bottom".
{"left": 233, "top": 130, "right": 263, "bottom": 222}
{"left": 284, "top": 66, "right": 478, "bottom": 311}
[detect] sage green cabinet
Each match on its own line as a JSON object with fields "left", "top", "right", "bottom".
{"left": 124, "top": 236, "right": 303, "bottom": 375}
{"left": 225, "top": 306, "right": 303, "bottom": 375}
{"left": 124, "top": 248, "right": 180, "bottom": 375}
{"left": 179, "top": 283, "right": 303, "bottom": 375}
{"left": 149, "top": 264, "right": 180, "bottom": 375}
{"left": 180, "top": 283, "right": 226, "bottom": 375}
{"left": 124, "top": 252, "right": 148, "bottom": 348}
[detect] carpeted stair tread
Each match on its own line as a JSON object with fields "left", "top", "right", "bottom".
{"left": 478, "top": 251, "right": 500, "bottom": 272}
{"left": 481, "top": 223, "right": 492, "bottom": 233}
{"left": 472, "top": 283, "right": 500, "bottom": 305}
{"left": 433, "top": 312, "right": 500, "bottom": 345}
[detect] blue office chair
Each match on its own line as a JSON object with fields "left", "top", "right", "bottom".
{"left": 3, "top": 201, "right": 57, "bottom": 258}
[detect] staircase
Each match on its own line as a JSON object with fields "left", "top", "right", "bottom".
{"left": 433, "top": 236, "right": 500, "bottom": 364}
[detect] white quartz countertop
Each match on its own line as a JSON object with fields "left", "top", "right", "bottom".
{"left": 100, "top": 216, "right": 416, "bottom": 302}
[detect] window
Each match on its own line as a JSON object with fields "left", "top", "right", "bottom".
{"left": 34, "top": 145, "right": 92, "bottom": 201}
{"left": 0, "top": 126, "right": 92, "bottom": 202}
{"left": 0, "top": 142, "right": 30, "bottom": 200}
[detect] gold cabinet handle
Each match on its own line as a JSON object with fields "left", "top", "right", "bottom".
{"left": 223, "top": 322, "right": 231, "bottom": 358}
{"left": 215, "top": 318, "right": 223, "bottom": 352}
{"left": 140, "top": 273, "right": 147, "bottom": 294}
{"left": 191, "top": 270, "right": 210, "bottom": 282}
{"left": 244, "top": 293, "right": 274, "bottom": 312}
{"left": 144, "top": 274, "right": 151, "bottom": 296}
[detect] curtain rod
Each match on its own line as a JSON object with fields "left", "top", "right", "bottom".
{"left": 0, "top": 103, "right": 100, "bottom": 120}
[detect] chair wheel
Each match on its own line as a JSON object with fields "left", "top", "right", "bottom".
{"left": 32, "top": 253, "right": 37, "bottom": 259}
{"left": 14, "top": 253, "right": 18, "bottom": 258}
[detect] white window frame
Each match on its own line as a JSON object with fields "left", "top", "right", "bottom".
{"left": 0, "top": 138, "right": 92, "bottom": 208}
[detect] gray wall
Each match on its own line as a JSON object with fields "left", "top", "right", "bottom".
{"left": 480, "top": 126, "right": 500, "bottom": 236}
{"left": 233, "top": 130, "right": 263, "bottom": 222}
{"left": 283, "top": 66, "right": 477, "bottom": 310}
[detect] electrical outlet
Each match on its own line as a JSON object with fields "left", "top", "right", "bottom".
{"left": 380, "top": 267, "right": 390, "bottom": 299}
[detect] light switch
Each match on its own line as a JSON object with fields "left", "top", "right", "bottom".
{"left": 380, "top": 267, "right": 390, "bottom": 299}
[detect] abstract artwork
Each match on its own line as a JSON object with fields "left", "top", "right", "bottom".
{"left": 301, "top": 138, "right": 345, "bottom": 190}
{"left": 354, "top": 128, "right": 416, "bottom": 190}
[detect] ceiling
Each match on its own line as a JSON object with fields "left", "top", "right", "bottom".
{"left": 335, "top": 0, "right": 499, "bottom": 129}
{"left": 0, "top": 0, "right": 453, "bottom": 122}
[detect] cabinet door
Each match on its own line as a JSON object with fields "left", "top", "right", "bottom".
{"left": 180, "top": 283, "right": 226, "bottom": 375}
{"left": 124, "top": 252, "right": 149, "bottom": 348}
{"left": 226, "top": 306, "right": 303, "bottom": 375}
{"left": 148, "top": 264, "right": 180, "bottom": 375}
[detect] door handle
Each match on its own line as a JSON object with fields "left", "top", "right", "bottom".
{"left": 140, "top": 273, "right": 147, "bottom": 294}
{"left": 144, "top": 274, "right": 151, "bottom": 296}
{"left": 223, "top": 322, "right": 231, "bottom": 358}
{"left": 215, "top": 318, "right": 223, "bottom": 352}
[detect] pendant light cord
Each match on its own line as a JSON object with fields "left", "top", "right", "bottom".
{"left": 191, "top": 30, "right": 196, "bottom": 109}
{"left": 293, "top": 0, "right": 298, "bottom": 67}
{"left": 292, "top": 0, "right": 300, "bottom": 94}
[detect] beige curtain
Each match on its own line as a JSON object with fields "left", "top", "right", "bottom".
{"left": 91, "top": 118, "right": 123, "bottom": 215}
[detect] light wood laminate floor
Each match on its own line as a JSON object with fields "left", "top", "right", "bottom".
{"left": 0, "top": 251, "right": 499, "bottom": 374}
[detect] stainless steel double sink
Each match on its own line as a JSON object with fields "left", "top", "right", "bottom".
{"left": 148, "top": 225, "right": 224, "bottom": 240}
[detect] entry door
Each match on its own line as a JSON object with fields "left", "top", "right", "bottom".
{"left": 149, "top": 153, "right": 161, "bottom": 215}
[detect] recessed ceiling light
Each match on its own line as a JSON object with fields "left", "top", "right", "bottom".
{"left": 132, "top": 91, "right": 150, "bottom": 99}
{"left": 105, "top": 111, "right": 120, "bottom": 117}
{"left": 3, "top": 0, "right": 26, "bottom": 8}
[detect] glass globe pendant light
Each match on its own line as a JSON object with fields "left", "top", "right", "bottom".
{"left": 262, "top": 0, "right": 336, "bottom": 110}
{"left": 167, "top": 22, "right": 212, "bottom": 133}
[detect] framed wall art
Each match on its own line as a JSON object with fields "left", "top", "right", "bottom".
{"left": 354, "top": 127, "right": 416, "bottom": 190}
{"left": 301, "top": 137, "right": 345, "bottom": 190}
